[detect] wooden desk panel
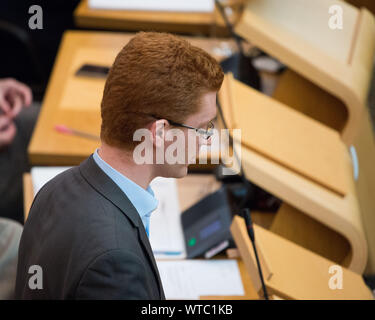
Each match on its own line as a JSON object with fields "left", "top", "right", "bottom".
{"left": 231, "top": 217, "right": 373, "bottom": 300}
{"left": 230, "top": 143, "right": 367, "bottom": 273}
{"left": 239, "top": 0, "right": 358, "bottom": 64}
{"left": 235, "top": 0, "right": 375, "bottom": 145}
{"left": 59, "top": 48, "right": 114, "bottom": 111}
{"left": 220, "top": 74, "right": 350, "bottom": 197}
{"left": 272, "top": 68, "right": 375, "bottom": 274}
{"left": 218, "top": 79, "right": 367, "bottom": 273}
{"left": 258, "top": 223, "right": 372, "bottom": 299}
{"left": 74, "top": 0, "right": 234, "bottom": 36}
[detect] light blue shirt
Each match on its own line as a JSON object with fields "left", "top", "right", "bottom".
{"left": 93, "top": 149, "right": 158, "bottom": 237}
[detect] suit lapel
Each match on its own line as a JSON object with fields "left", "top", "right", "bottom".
{"left": 79, "top": 155, "right": 165, "bottom": 299}
{"left": 79, "top": 155, "right": 141, "bottom": 228}
{"left": 137, "top": 225, "right": 165, "bottom": 299}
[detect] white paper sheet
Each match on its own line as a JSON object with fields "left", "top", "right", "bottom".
{"left": 89, "top": 0, "right": 214, "bottom": 13}
{"left": 149, "top": 177, "right": 186, "bottom": 259}
{"left": 156, "top": 260, "right": 245, "bottom": 299}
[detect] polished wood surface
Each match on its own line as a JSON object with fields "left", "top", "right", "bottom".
{"left": 231, "top": 216, "right": 373, "bottom": 300}
{"left": 272, "top": 69, "right": 375, "bottom": 274}
{"left": 232, "top": 0, "right": 375, "bottom": 275}
{"left": 74, "top": 0, "right": 241, "bottom": 36}
{"left": 234, "top": 137, "right": 367, "bottom": 274}
{"left": 218, "top": 74, "right": 368, "bottom": 273}
{"left": 270, "top": 203, "right": 351, "bottom": 267}
{"left": 273, "top": 69, "right": 348, "bottom": 132}
{"left": 235, "top": 0, "right": 375, "bottom": 145}
{"left": 28, "top": 31, "right": 236, "bottom": 166}
{"left": 352, "top": 108, "right": 375, "bottom": 274}
{"left": 220, "top": 73, "right": 350, "bottom": 197}
{"left": 273, "top": 69, "right": 375, "bottom": 275}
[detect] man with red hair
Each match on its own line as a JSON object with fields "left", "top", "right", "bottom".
{"left": 16, "top": 32, "right": 224, "bottom": 299}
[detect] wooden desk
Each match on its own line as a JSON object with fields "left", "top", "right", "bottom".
{"left": 23, "top": 172, "right": 258, "bottom": 300}
{"left": 218, "top": 74, "right": 368, "bottom": 274}
{"left": 235, "top": 0, "right": 375, "bottom": 145}
{"left": 74, "top": 0, "right": 243, "bottom": 36}
{"left": 233, "top": 0, "right": 375, "bottom": 274}
{"left": 28, "top": 31, "right": 236, "bottom": 166}
{"left": 231, "top": 216, "right": 373, "bottom": 300}
{"left": 273, "top": 69, "right": 375, "bottom": 275}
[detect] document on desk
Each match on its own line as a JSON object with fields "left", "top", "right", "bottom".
{"left": 149, "top": 177, "right": 186, "bottom": 259}
{"left": 156, "top": 260, "right": 245, "bottom": 299}
{"left": 89, "top": 0, "right": 214, "bottom": 13}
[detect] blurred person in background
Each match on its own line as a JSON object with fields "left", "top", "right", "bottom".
{"left": 0, "top": 78, "right": 36, "bottom": 299}
{"left": 0, "top": 0, "right": 79, "bottom": 300}
{"left": 0, "top": 78, "right": 36, "bottom": 224}
{"left": 0, "top": 218, "right": 23, "bottom": 299}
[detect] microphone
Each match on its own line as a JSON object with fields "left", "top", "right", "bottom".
{"left": 217, "top": 93, "right": 269, "bottom": 300}
{"left": 215, "top": 0, "right": 244, "bottom": 55}
{"left": 241, "top": 208, "right": 269, "bottom": 300}
{"left": 215, "top": 0, "right": 261, "bottom": 90}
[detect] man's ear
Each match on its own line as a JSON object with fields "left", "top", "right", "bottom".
{"left": 151, "top": 119, "right": 167, "bottom": 148}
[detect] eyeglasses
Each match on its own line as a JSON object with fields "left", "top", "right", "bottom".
{"left": 128, "top": 112, "right": 215, "bottom": 140}
{"left": 167, "top": 119, "right": 214, "bottom": 140}
{"left": 151, "top": 115, "right": 214, "bottom": 140}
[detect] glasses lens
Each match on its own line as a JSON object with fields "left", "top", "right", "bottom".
{"left": 194, "top": 122, "right": 214, "bottom": 140}
{"left": 207, "top": 122, "right": 214, "bottom": 136}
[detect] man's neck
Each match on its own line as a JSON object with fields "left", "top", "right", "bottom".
{"left": 98, "top": 143, "right": 155, "bottom": 190}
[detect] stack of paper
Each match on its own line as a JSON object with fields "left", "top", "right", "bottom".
{"left": 149, "top": 177, "right": 186, "bottom": 259}
{"left": 156, "top": 260, "right": 245, "bottom": 299}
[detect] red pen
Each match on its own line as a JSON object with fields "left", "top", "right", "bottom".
{"left": 54, "top": 124, "right": 100, "bottom": 141}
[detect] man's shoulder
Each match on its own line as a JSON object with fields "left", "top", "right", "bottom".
{"left": 27, "top": 163, "right": 111, "bottom": 227}
{"left": 23, "top": 161, "right": 138, "bottom": 262}
{"left": 27, "top": 160, "right": 136, "bottom": 235}
{"left": 33, "top": 165, "right": 95, "bottom": 205}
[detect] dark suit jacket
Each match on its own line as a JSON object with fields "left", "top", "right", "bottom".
{"left": 15, "top": 155, "right": 165, "bottom": 300}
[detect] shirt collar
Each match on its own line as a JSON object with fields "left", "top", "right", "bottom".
{"left": 93, "top": 149, "right": 158, "bottom": 219}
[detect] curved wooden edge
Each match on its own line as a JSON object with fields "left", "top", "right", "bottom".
{"left": 74, "top": 0, "right": 233, "bottom": 35}
{"left": 237, "top": 144, "right": 368, "bottom": 273}
{"left": 270, "top": 203, "right": 352, "bottom": 267}
{"left": 352, "top": 109, "right": 375, "bottom": 274}
{"left": 271, "top": 64, "right": 375, "bottom": 274}
{"left": 219, "top": 130, "right": 366, "bottom": 271}
{"left": 342, "top": 8, "right": 375, "bottom": 143}
{"left": 218, "top": 77, "right": 368, "bottom": 272}
{"left": 230, "top": 217, "right": 373, "bottom": 299}
{"left": 235, "top": 3, "right": 375, "bottom": 146}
